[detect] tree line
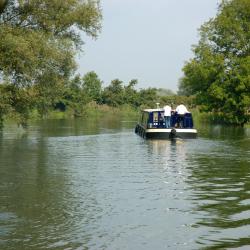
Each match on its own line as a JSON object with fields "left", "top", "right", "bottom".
{"left": 179, "top": 0, "right": 250, "bottom": 125}
{"left": 0, "top": 71, "right": 193, "bottom": 127}
{"left": 0, "top": 0, "right": 101, "bottom": 127}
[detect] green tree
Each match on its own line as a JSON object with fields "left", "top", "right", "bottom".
{"left": 0, "top": 0, "right": 102, "bottom": 125}
{"left": 0, "top": 83, "right": 12, "bottom": 128}
{"left": 138, "top": 88, "right": 158, "bottom": 108}
{"left": 0, "top": 83, "right": 35, "bottom": 127}
{"left": 180, "top": 0, "right": 250, "bottom": 125}
{"left": 56, "top": 75, "right": 88, "bottom": 117}
{"left": 123, "top": 79, "right": 140, "bottom": 108}
{"left": 0, "top": 0, "right": 101, "bottom": 86}
{"left": 82, "top": 71, "right": 102, "bottom": 103}
{"left": 102, "top": 79, "right": 125, "bottom": 107}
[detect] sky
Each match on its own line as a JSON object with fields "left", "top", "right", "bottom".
{"left": 77, "top": 0, "right": 220, "bottom": 92}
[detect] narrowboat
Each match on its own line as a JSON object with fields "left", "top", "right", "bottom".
{"left": 135, "top": 108, "right": 197, "bottom": 139}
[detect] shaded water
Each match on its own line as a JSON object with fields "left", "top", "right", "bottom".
{"left": 0, "top": 116, "right": 250, "bottom": 249}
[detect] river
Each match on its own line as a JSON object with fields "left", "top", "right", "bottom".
{"left": 0, "top": 116, "right": 250, "bottom": 250}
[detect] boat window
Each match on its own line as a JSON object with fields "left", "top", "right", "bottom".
{"left": 148, "top": 111, "right": 165, "bottom": 128}
{"left": 141, "top": 112, "right": 149, "bottom": 127}
{"left": 153, "top": 112, "right": 158, "bottom": 123}
{"left": 140, "top": 113, "right": 143, "bottom": 124}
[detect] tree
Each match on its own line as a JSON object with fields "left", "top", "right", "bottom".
{"left": 0, "top": 83, "right": 35, "bottom": 127}
{"left": 138, "top": 88, "right": 158, "bottom": 108}
{"left": 0, "top": 0, "right": 101, "bottom": 86}
{"left": 54, "top": 75, "right": 88, "bottom": 117}
{"left": 180, "top": 0, "right": 250, "bottom": 125}
{"left": 123, "top": 79, "right": 140, "bottom": 108}
{"left": 102, "top": 79, "right": 125, "bottom": 107}
{"left": 82, "top": 71, "right": 102, "bottom": 103}
{"left": 0, "top": 0, "right": 102, "bottom": 126}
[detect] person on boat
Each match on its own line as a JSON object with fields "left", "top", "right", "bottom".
{"left": 175, "top": 103, "right": 189, "bottom": 128}
{"left": 163, "top": 104, "right": 172, "bottom": 128}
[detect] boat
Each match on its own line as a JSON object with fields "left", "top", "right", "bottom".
{"left": 135, "top": 108, "right": 197, "bottom": 139}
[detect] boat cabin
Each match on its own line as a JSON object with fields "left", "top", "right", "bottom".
{"left": 140, "top": 109, "right": 194, "bottom": 129}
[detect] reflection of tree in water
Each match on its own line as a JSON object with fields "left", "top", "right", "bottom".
{"left": 197, "top": 123, "right": 247, "bottom": 141}
{"left": 187, "top": 141, "right": 250, "bottom": 249}
{"left": 0, "top": 131, "right": 102, "bottom": 250}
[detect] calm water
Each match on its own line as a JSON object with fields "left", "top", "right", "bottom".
{"left": 0, "top": 116, "right": 250, "bottom": 250}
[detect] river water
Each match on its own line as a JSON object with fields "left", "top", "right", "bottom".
{"left": 0, "top": 116, "right": 250, "bottom": 250}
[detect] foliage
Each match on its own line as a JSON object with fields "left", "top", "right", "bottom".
{"left": 0, "top": 0, "right": 102, "bottom": 86}
{"left": 82, "top": 71, "right": 102, "bottom": 103}
{"left": 102, "top": 79, "right": 125, "bottom": 107}
{"left": 137, "top": 88, "right": 158, "bottom": 108}
{"left": 160, "top": 95, "right": 196, "bottom": 109}
{"left": 0, "top": 83, "right": 35, "bottom": 127}
{"left": 179, "top": 0, "right": 250, "bottom": 125}
{"left": 0, "top": 0, "right": 102, "bottom": 125}
{"left": 122, "top": 79, "right": 144, "bottom": 108}
{"left": 1, "top": 70, "right": 189, "bottom": 127}
{"left": 56, "top": 75, "right": 87, "bottom": 117}
{"left": 102, "top": 79, "right": 158, "bottom": 108}
{"left": 51, "top": 74, "right": 155, "bottom": 117}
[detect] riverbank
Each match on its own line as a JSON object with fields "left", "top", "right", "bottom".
{"left": 3, "top": 103, "right": 140, "bottom": 128}
{"left": 2, "top": 104, "right": 249, "bottom": 129}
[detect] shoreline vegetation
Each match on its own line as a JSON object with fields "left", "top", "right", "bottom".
{"left": 0, "top": 76, "right": 249, "bottom": 129}
{"left": 0, "top": 77, "right": 197, "bottom": 129}
{"left": 2, "top": 103, "right": 140, "bottom": 130}
{"left": 2, "top": 101, "right": 249, "bottom": 130}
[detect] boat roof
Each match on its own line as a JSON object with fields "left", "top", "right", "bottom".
{"left": 142, "top": 108, "right": 164, "bottom": 112}
{"left": 142, "top": 108, "right": 191, "bottom": 114}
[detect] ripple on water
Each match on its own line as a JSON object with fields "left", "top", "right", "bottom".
{"left": 0, "top": 123, "right": 250, "bottom": 249}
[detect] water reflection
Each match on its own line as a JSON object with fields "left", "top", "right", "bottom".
{"left": 198, "top": 123, "right": 248, "bottom": 140}
{"left": 145, "top": 128, "right": 250, "bottom": 249}
{"left": 0, "top": 119, "right": 250, "bottom": 249}
{"left": 187, "top": 136, "right": 250, "bottom": 249}
{"left": 33, "top": 114, "right": 136, "bottom": 137}
{"left": 0, "top": 133, "right": 87, "bottom": 249}
{"left": 148, "top": 139, "right": 188, "bottom": 160}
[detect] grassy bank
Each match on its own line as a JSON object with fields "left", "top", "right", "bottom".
{"left": 3, "top": 104, "right": 249, "bottom": 128}
{"left": 3, "top": 103, "right": 139, "bottom": 127}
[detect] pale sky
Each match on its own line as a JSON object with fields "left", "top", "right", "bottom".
{"left": 77, "top": 0, "right": 220, "bottom": 91}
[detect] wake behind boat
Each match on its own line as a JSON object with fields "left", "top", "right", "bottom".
{"left": 135, "top": 108, "right": 197, "bottom": 139}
